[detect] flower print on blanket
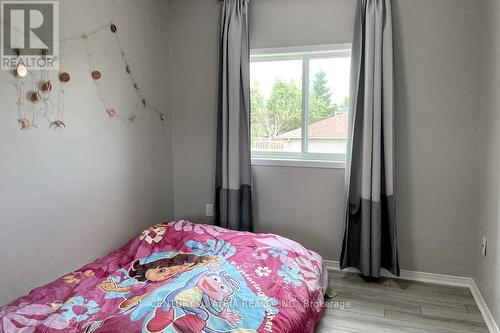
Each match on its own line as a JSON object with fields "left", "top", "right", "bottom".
{"left": 139, "top": 224, "right": 168, "bottom": 244}
{"left": 62, "top": 270, "right": 94, "bottom": 285}
{"left": 185, "top": 238, "right": 236, "bottom": 259}
{"left": 268, "top": 247, "right": 288, "bottom": 260}
{"left": 255, "top": 266, "right": 272, "bottom": 277}
{"left": 0, "top": 220, "right": 327, "bottom": 333}
{"left": 277, "top": 264, "right": 304, "bottom": 287}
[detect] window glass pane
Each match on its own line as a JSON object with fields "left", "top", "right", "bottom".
{"left": 307, "top": 57, "right": 350, "bottom": 154}
{"left": 250, "top": 60, "right": 302, "bottom": 153}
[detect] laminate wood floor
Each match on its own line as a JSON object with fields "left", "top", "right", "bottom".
{"left": 316, "top": 270, "right": 488, "bottom": 333}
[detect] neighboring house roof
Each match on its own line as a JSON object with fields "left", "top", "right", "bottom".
{"left": 278, "top": 112, "right": 348, "bottom": 139}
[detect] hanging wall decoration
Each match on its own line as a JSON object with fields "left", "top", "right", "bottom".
{"left": 14, "top": 44, "right": 68, "bottom": 131}
{"left": 50, "top": 40, "right": 68, "bottom": 129}
{"left": 2, "top": 19, "right": 165, "bottom": 131}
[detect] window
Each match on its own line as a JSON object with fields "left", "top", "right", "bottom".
{"left": 250, "top": 44, "right": 351, "bottom": 168}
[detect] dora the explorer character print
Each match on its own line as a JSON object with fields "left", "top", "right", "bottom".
{"left": 145, "top": 270, "right": 242, "bottom": 333}
{"left": 98, "top": 253, "right": 219, "bottom": 311}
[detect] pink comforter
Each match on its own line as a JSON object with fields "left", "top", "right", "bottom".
{"left": 0, "top": 221, "right": 327, "bottom": 333}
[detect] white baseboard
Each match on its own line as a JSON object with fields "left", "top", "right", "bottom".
{"left": 469, "top": 278, "right": 500, "bottom": 333}
{"left": 324, "top": 260, "right": 472, "bottom": 287}
{"left": 324, "top": 260, "right": 499, "bottom": 333}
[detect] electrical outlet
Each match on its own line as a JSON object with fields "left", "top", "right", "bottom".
{"left": 482, "top": 236, "right": 487, "bottom": 257}
{"left": 205, "top": 204, "right": 214, "bottom": 217}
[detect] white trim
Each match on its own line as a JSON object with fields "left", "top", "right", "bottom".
{"left": 324, "top": 260, "right": 471, "bottom": 287}
{"left": 252, "top": 151, "right": 346, "bottom": 161}
{"left": 324, "top": 260, "right": 499, "bottom": 333}
{"left": 301, "top": 56, "right": 310, "bottom": 154}
{"left": 470, "top": 279, "right": 500, "bottom": 333}
{"left": 251, "top": 158, "right": 345, "bottom": 169}
{"left": 250, "top": 43, "right": 352, "bottom": 61}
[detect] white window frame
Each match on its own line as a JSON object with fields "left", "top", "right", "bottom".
{"left": 250, "top": 43, "right": 351, "bottom": 169}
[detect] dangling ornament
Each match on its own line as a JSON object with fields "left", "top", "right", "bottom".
{"left": 160, "top": 113, "right": 165, "bottom": 122}
{"left": 106, "top": 108, "right": 118, "bottom": 118}
{"left": 110, "top": 23, "right": 117, "bottom": 33}
{"left": 50, "top": 120, "right": 66, "bottom": 129}
{"left": 41, "top": 80, "right": 53, "bottom": 92}
{"left": 15, "top": 64, "right": 27, "bottom": 78}
{"left": 31, "top": 91, "right": 42, "bottom": 102}
{"left": 142, "top": 99, "right": 147, "bottom": 107}
{"left": 18, "top": 118, "right": 31, "bottom": 130}
{"left": 91, "top": 70, "right": 102, "bottom": 80}
{"left": 125, "top": 65, "right": 131, "bottom": 74}
{"left": 134, "top": 83, "right": 140, "bottom": 90}
{"left": 59, "top": 72, "right": 70, "bottom": 82}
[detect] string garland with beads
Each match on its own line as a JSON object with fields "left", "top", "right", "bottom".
{"left": 5, "top": 20, "right": 165, "bottom": 131}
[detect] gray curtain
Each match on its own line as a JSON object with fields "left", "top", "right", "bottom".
{"left": 215, "top": 0, "right": 253, "bottom": 231}
{"left": 340, "top": 0, "right": 400, "bottom": 277}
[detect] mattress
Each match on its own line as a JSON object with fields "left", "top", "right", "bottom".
{"left": 0, "top": 220, "right": 327, "bottom": 333}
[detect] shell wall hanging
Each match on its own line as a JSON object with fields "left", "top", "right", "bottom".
{"left": 3, "top": 20, "right": 165, "bottom": 131}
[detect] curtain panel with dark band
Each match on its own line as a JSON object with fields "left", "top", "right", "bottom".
{"left": 215, "top": 0, "right": 253, "bottom": 231}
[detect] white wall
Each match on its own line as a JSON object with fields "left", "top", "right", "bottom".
{"left": 474, "top": 0, "right": 500, "bottom": 325}
{"left": 168, "top": 0, "right": 485, "bottom": 277}
{"left": 168, "top": 0, "right": 220, "bottom": 225}
{"left": 0, "top": 0, "right": 173, "bottom": 305}
{"left": 391, "top": 0, "right": 484, "bottom": 277}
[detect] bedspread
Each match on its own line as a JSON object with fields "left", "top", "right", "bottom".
{"left": 0, "top": 220, "right": 327, "bottom": 333}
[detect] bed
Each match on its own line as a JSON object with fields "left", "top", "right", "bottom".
{"left": 0, "top": 220, "right": 328, "bottom": 333}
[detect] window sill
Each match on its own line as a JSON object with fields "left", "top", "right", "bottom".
{"left": 251, "top": 158, "right": 346, "bottom": 169}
